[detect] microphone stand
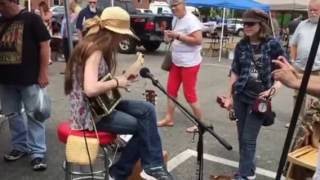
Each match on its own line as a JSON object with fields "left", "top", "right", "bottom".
{"left": 148, "top": 78, "right": 233, "bottom": 180}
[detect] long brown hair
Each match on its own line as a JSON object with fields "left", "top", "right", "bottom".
{"left": 39, "top": 1, "right": 49, "bottom": 12}
{"left": 258, "top": 21, "right": 271, "bottom": 40}
{"left": 64, "top": 29, "right": 123, "bottom": 95}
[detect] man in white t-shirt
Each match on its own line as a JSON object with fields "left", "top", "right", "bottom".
{"left": 286, "top": 0, "right": 320, "bottom": 128}
{"left": 158, "top": 0, "right": 203, "bottom": 133}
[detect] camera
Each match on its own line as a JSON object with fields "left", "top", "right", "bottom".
{"left": 229, "top": 110, "right": 237, "bottom": 121}
{"left": 252, "top": 98, "right": 271, "bottom": 114}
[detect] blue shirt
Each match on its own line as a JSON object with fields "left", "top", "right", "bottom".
{"left": 76, "top": 6, "right": 100, "bottom": 31}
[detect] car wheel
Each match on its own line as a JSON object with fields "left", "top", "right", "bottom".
{"left": 143, "top": 41, "right": 161, "bottom": 52}
{"left": 118, "top": 38, "right": 136, "bottom": 54}
{"left": 237, "top": 29, "right": 244, "bottom": 37}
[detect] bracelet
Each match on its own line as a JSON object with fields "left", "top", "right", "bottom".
{"left": 113, "top": 77, "right": 119, "bottom": 88}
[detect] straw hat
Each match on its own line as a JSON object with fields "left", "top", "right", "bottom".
{"left": 84, "top": 6, "right": 138, "bottom": 39}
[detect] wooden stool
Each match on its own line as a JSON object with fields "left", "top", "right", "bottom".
{"left": 128, "top": 151, "right": 169, "bottom": 180}
{"left": 286, "top": 120, "right": 320, "bottom": 179}
{"left": 286, "top": 146, "right": 318, "bottom": 180}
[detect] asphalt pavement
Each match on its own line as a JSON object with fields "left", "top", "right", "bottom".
{"left": 0, "top": 45, "right": 293, "bottom": 180}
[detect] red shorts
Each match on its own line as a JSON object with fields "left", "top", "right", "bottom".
{"left": 167, "top": 64, "right": 200, "bottom": 103}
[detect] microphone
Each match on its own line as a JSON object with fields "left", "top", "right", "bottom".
{"left": 139, "top": 67, "right": 158, "bottom": 83}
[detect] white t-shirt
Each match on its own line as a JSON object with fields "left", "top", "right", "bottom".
{"left": 171, "top": 12, "right": 202, "bottom": 67}
{"left": 290, "top": 19, "right": 320, "bottom": 71}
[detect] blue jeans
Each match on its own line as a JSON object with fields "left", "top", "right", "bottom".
{"left": 0, "top": 84, "right": 47, "bottom": 159}
{"left": 233, "top": 95, "right": 263, "bottom": 178}
{"left": 96, "top": 100, "right": 164, "bottom": 179}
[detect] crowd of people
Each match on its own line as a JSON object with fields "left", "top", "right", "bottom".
{"left": 1, "top": 0, "right": 320, "bottom": 179}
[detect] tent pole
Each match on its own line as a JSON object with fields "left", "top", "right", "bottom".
{"left": 269, "top": 11, "right": 276, "bottom": 38}
{"left": 64, "top": 0, "right": 74, "bottom": 55}
{"left": 28, "top": 0, "right": 31, "bottom": 12}
{"left": 218, "top": 8, "right": 226, "bottom": 62}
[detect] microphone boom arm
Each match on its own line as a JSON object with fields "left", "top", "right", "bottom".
{"left": 140, "top": 67, "right": 232, "bottom": 180}
{"left": 150, "top": 79, "right": 232, "bottom": 150}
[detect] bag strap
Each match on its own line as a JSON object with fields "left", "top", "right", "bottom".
{"left": 165, "top": 18, "right": 178, "bottom": 51}
{"left": 90, "top": 118, "right": 100, "bottom": 143}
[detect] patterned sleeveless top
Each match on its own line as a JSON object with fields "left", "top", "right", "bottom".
{"left": 69, "top": 57, "right": 108, "bottom": 130}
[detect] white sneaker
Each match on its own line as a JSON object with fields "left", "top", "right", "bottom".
{"left": 141, "top": 170, "right": 157, "bottom": 180}
{"left": 247, "top": 174, "right": 256, "bottom": 180}
{"left": 140, "top": 167, "right": 173, "bottom": 180}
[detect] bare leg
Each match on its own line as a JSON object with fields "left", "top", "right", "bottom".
{"left": 186, "top": 101, "right": 203, "bottom": 133}
{"left": 48, "top": 42, "right": 52, "bottom": 65}
{"left": 157, "top": 98, "right": 176, "bottom": 127}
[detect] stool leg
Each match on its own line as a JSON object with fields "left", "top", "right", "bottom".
{"left": 103, "top": 147, "right": 111, "bottom": 180}
{"left": 64, "top": 160, "right": 71, "bottom": 180}
{"left": 286, "top": 163, "right": 293, "bottom": 180}
{"left": 103, "top": 147, "right": 109, "bottom": 180}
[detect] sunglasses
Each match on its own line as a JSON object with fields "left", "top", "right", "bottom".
{"left": 89, "top": 1, "right": 96, "bottom": 4}
{"left": 243, "top": 22, "right": 258, "bottom": 27}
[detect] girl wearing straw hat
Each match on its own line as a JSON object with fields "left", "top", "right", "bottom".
{"left": 64, "top": 6, "right": 173, "bottom": 180}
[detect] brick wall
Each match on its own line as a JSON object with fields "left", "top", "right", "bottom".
{"left": 22, "top": 0, "right": 167, "bottom": 11}
{"left": 20, "top": 0, "right": 62, "bottom": 10}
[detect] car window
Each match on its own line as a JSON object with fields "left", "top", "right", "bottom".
{"left": 53, "top": 6, "right": 65, "bottom": 14}
{"left": 145, "top": 9, "right": 152, "bottom": 13}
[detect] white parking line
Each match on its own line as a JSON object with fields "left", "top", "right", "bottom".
{"left": 167, "top": 149, "right": 276, "bottom": 179}
{"left": 167, "top": 149, "right": 193, "bottom": 172}
{"left": 202, "top": 63, "right": 230, "bottom": 69}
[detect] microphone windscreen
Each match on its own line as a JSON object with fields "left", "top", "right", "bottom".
{"left": 139, "top": 67, "right": 150, "bottom": 78}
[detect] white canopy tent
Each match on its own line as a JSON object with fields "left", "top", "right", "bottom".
{"left": 256, "top": 0, "right": 308, "bottom": 10}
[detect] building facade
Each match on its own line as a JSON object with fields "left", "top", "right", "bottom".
{"left": 133, "top": 0, "right": 167, "bottom": 9}
{"left": 21, "top": 0, "right": 167, "bottom": 10}
{"left": 19, "top": 0, "right": 63, "bottom": 9}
